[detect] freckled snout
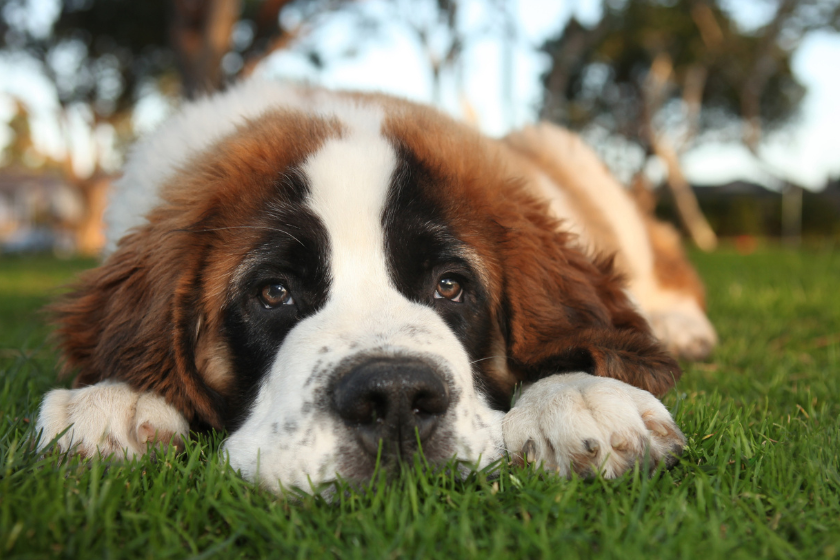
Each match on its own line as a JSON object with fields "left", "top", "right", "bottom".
{"left": 332, "top": 358, "right": 450, "bottom": 459}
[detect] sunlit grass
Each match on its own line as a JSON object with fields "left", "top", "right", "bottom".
{"left": 1, "top": 246, "right": 838, "bottom": 559}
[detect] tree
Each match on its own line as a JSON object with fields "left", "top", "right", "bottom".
{"left": 0, "top": 0, "right": 357, "bottom": 112}
{"left": 0, "top": 0, "right": 354, "bottom": 253}
{"left": 539, "top": 0, "right": 840, "bottom": 249}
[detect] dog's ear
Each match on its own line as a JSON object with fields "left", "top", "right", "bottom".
{"left": 50, "top": 225, "right": 226, "bottom": 429}
{"left": 500, "top": 218, "right": 681, "bottom": 398}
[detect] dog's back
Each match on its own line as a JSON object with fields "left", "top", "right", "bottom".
{"left": 105, "top": 82, "right": 715, "bottom": 361}
{"left": 504, "top": 123, "right": 716, "bottom": 360}
{"left": 38, "top": 81, "right": 694, "bottom": 487}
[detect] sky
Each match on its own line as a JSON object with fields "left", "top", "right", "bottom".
{"left": 682, "top": 30, "right": 840, "bottom": 190}
{"left": 1, "top": 0, "right": 839, "bottom": 190}
{"left": 257, "top": 0, "right": 840, "bottom": 190}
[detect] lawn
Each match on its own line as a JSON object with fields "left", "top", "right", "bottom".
{"left": 1, "top": 246, "right": 838, "bottom": 559}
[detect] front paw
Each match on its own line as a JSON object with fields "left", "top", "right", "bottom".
{"left": 35, "top": 380, "right": 188, "bottom": 459}
{"left": 502, "top": 373, "right": 685, "bottom": 478}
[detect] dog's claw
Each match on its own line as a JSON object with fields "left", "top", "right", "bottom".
{"left": 522, "top": 438, "right": 537, "bottom": 463}
{"left": 609, "top": 433, "right": 625, "bottom": 451}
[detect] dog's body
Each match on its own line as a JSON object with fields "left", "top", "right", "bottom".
{"left": 36, "top": 80, "right": 714, "bottom": 491}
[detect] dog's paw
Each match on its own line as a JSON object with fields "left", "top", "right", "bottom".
{"left": 35, "top": 380, "right": 188, "bottom": 459}
{"left": 502, "top": 373, "right": 685, "bottom": 478}
{"left": 647, "top": 307, "right": 717, "bottom": 361}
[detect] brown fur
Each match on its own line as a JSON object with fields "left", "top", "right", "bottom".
{"left": 644, "top": 216, "right": 707, "bottom": 309}
{"left": 51, "top": 112, "right": 342, "bottom": 429}
{"left": 51, "top": 92, "right": 681, "bottom": 437}
{"left": 627, "top": 175, "right": 708, "bottom": 307}
{"left": 384, "top": 106, "right": 680, "bottom": 398}
{"left": 503, "top": 126, "right": 624, "bottom": 262}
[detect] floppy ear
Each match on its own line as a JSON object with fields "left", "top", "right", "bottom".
{"left": 501, "top": 218, "right": 681, "bottom": 398}
{"left": 50, "top": 226, "right": 226, "bottom": 429}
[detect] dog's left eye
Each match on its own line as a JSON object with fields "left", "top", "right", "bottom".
{"left": 259, "top": 282, "right": 295, "bottom": 308}
{"left": 434, "top": 277, "right": 463, "bottom": 302}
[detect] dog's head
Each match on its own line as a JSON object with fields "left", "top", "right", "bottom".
{"left": 53, "top": 86, "right": 679, "bottom": 490}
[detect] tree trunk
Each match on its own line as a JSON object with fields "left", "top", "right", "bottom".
{"left": 169, "top": 0, "right": 241, "bottom": 98}
{"left": 642, "top": 53, "right": 717, "bottom": 251}
{"left": 74, "top": 175, "right": 111, "bottom": 256}
{"left": 651, "top": 136, "right": 718, "bottom": 251}
{"left": 781, "top": 183, "right": 802, "bottom": 247}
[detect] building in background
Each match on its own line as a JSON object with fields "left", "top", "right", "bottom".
{"left": 0, "top": 169, "right": 107, "bottom": 255}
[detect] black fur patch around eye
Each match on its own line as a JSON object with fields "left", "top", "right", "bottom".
{"left": 382, "top": 142, "right": 496, "bottom": 400}
{"left": 220, "top": 180, "right": 331, "bottom": 430}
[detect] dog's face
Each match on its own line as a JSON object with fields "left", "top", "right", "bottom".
{"left": 54, "top": 91, "right": 679, "bottom": 490}
{"left": 218, "top": 107, "right": 512, "bottom": 489}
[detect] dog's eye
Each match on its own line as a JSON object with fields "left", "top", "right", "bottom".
{"left": 434, "top": 277, "right": 463, "bottom": 302}
{"left": 259, "top": 282, "right": 294, "bottom": 308}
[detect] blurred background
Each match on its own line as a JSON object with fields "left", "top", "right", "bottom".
{"left": 0, "top": 0, "right": 838, "bottom": 257}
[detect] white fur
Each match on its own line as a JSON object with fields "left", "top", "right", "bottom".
{"left": 502, "top": 373, "right": 685, "bottom": 478}
{"left": 107, "top": 79, "right": 296, "bottom": 254}
{"left": 515, "top": 124, "right": 655, "bottom": 288}
{"left": 511, "top": 123, "right": 717, "bottom": 359}
{"left": 106, "top": 79, "right": 373, "bottom": 254}
{"left": 108, "top": 80, "right": 716, "bottom": 360}
{"left": 36, "top": 380, "right": 188, "bottom": 458}
{"left": 645, "top": 292, "right": 718, "bottom": 360}
{"left": 530, "top": 170, "right": 589, "bottom": 245}
{"left": 221, "top": 100, "right": 505, "bottom": 491}
{"left": 42, "top": 79, "right": 690, "bottom": 492}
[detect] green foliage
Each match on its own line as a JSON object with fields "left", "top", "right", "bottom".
{"left": 539, "top": 0, "right": 839, "bottom": 143}
{"left": 1, "top": 0, "right": 172, "bottom": 115}
{"left": 1, "top": 247, "right": 840, "bottom": 559}
{"left": 0, "top": 0, "right": 335, "bottom": 116}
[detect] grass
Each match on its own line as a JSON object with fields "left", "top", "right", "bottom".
{"left": 1, "top": 245, "right": 839, "bottom": 559}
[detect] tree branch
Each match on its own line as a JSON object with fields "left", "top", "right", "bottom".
{"left": 643, "top": 52, "right": 717, "bottom": 251}
{"left": 169, "top": 0, "right": 241, "bottom": 98}
{"left": 740, "top": 0, "right": 798, "bottom": 152}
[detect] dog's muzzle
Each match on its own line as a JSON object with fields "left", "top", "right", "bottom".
{"left": 332, "top": 358, "right": 450, "bottom": 459}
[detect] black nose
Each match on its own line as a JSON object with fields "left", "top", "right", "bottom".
{"left": 333, "top": 358, "right": 450, "bottom": 458}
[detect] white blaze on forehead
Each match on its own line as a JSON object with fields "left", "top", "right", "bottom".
{"left": 224, "top": 102, "right": 506, "bottom": 492}
{"left": 303, "top": 105, "right": 396, "bottom": 297}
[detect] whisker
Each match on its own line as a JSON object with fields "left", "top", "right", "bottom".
{"left": 188, "top": 225, "right": 305, "bottom": 247}
{"left": 470, "top": 355, "right": 504, "bottom": 365}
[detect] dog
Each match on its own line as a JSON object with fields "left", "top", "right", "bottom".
{"left": 35, "top": 79, "right": 715, "bottom": 492}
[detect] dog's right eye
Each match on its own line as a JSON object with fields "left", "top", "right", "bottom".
{"left": 434, "top": 277, "right": 464, "bottom": 302}
{"left": 259, "top": 282, "right": 294, "bottom": 308}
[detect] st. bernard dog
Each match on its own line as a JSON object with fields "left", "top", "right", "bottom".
{"left": 36, "top": 79, "right": 716, "bottom": 492}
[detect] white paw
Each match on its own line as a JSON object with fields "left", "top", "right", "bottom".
{"left": 648, "top": 308, "right": 717, "bottom": 361}
{"left": 35, "top": 380, "right": 188, "bottom": 459}
{"left": 502, "top": 373, "right": 685, "bottom": 478}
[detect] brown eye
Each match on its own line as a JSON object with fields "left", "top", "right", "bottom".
{"left": 434, "top": 277, "right": 463, "bottom": 302}
{"left": 259, "top": 282, "right": 294, "bottom": 308}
